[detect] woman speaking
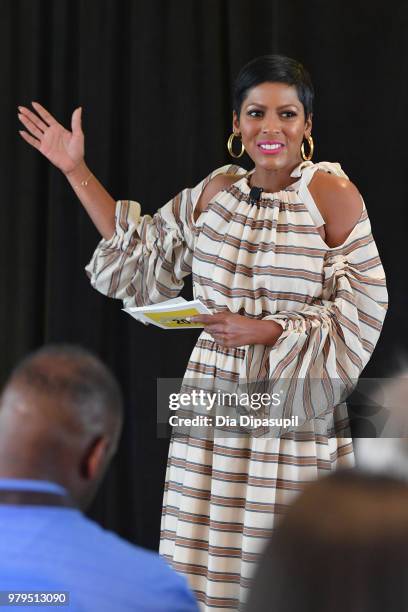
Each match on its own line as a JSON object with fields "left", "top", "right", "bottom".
{"left": 18, "top": 55, "right": 387, "bottom": 611}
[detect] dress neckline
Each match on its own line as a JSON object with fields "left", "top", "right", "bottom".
{"left": 238, "top": 160, "right": 314, "bottom": 196}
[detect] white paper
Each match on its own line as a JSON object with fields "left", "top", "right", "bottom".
{"left": 123, "top": 298, "right": 212, "bottom": 329}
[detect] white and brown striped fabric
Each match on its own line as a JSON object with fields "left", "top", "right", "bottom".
{"left": 86, "top": 161, "right": 388, "bottom": 611}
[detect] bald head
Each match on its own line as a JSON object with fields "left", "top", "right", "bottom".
{"left": 0, "top": 345, "right": 124, "bottom": 508}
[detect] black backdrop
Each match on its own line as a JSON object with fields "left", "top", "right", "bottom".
{"left": 1, "top": 0, "right": 407, "bottom": 551}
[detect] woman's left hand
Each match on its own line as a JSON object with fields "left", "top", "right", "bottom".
{"left": 190, "top": 312, "right": 282, "bottom": 348}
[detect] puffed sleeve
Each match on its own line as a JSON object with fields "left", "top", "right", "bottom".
{"left": 85, "top": 165, "right": 244, "bottom": 308}
{"left": 241, "top": 197, "right": 388, "bottom": 430}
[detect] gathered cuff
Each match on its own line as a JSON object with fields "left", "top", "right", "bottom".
{"left": 262, "top": 313, "right": 307, "bottom": 337}
{"left": 100, "top": 200, "right": 142, "bottom": 251}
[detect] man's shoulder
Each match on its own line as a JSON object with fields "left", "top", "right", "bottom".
{"left": 54, "top": 512, "right": 198, "bottom": 609}
{"left": 78, "top": 514, "right": 165, "bottom": 570}
{"left": 0, "top": 509, "right": 197, "bottom": 610}
{"left": 81, "top": 516, "right": 193, "bottom": 583}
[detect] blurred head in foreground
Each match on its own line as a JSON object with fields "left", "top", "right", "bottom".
{"left": 246, "top": 470, "right": 408, "bottom": 612}
{"left": 0, "top": 344, "right": 123, "bottom": 510}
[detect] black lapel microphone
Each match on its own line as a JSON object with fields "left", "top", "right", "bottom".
{"left": 249, "top": 186, "right": 263, "bottom": 207}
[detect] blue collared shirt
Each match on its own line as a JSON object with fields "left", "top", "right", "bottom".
{"left": 0, "top": 478, "right": 198, "bottom": 611}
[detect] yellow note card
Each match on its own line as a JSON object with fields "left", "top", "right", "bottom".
{"left": 145, "top": 308, "right": 203, "bottom": 328}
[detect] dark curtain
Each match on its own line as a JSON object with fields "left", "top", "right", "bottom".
{"left": 1, "top": 0, "right": 406, "bottom": 550}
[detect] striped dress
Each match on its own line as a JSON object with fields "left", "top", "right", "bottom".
{"left": 86, "top": 160, "right": 388, "bottom": 611}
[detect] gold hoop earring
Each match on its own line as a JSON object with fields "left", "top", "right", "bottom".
{"left": 227, "top": 133, "right": 245, "bottom": 158}
{"left": 301, "top": 135, "right": 314, "bottom": 161}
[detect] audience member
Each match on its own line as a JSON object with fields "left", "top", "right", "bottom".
{"left": 0, "top": 345, "right": 198, "bottom": 612}
{"left": 246, "top": 469, "right": 408, "bottom": 612}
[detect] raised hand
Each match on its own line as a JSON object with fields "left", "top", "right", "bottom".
{"left": 18, "top": 102, "right": 84, "bottom": 175}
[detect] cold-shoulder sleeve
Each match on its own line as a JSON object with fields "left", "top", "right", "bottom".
{"left": 85, "top": 165, "right": 244, "bottom": 307}
{"left": 241, "top": 169, "right": 388, "bottom": 430}
{"left": 269, "top": 214, "right": 386, "bottom": 424}
{"left": 266, "top": 215, "right": 387, "bottom": 381}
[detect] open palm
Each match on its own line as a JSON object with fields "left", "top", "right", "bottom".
{"left": 18, "top": 102, "right": 84, "bottom": 175}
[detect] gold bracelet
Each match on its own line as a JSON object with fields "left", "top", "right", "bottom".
{"left": 73, "top": 172, "right": 93, "bottom": 189}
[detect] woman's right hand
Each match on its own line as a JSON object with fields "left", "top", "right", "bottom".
{"left": 18, "top": 102, "right": 84, "bottom": 175}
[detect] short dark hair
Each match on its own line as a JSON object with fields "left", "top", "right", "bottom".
{"left": 8, "top": 344, "right": 123, "bottom": 429}
{"left": 246, "top": 470, "right": 408, "bottom": 612}
{"left": 233, "top": 54, "right": 314, "bottom": 121}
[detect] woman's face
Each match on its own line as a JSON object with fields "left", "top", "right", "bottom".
{"left": 233, "top": 81, "right": 312, "bottom": 172}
